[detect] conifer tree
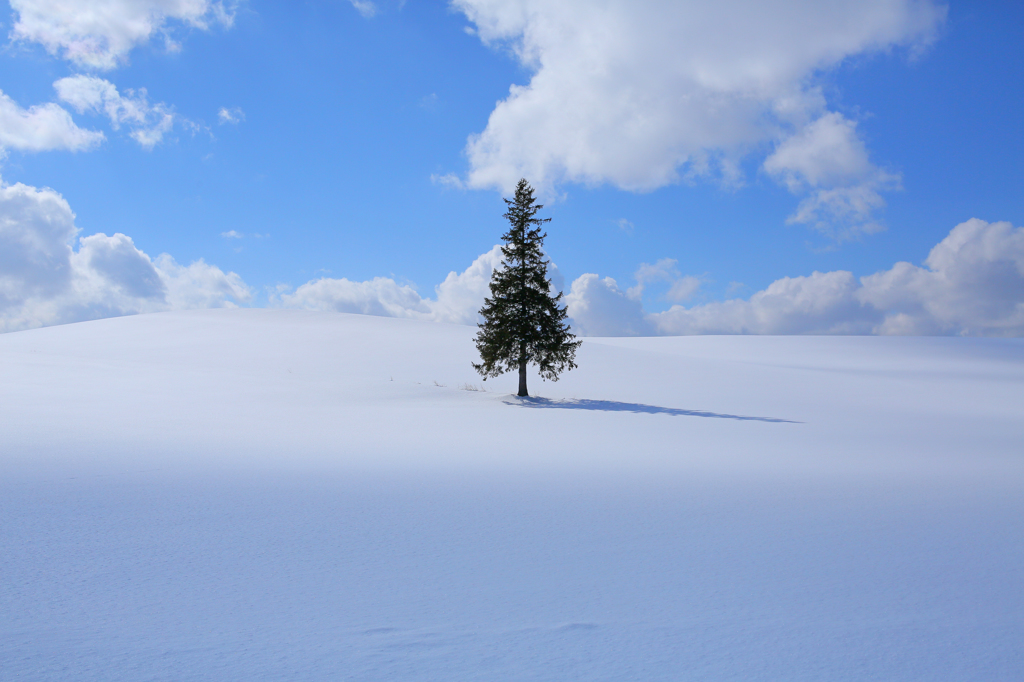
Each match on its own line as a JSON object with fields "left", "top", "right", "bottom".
{"left": 473, "top": 178, "right": 581, "bottom": 397}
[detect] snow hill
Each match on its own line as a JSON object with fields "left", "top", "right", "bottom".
{"left": 2, "top": 309, "right": 1023, "bottom": 681}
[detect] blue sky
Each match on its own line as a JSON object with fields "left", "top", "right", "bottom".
{"left": 1, "top": 0, "right": 1023, "bottom": 335}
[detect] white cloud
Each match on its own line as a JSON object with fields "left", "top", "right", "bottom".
{"left": 275, "top": 219, "right": 1024, "bottom": 338}
{"left": 153, "top": 252, "right": 251, "bottom": 311}
{"left": 277, "top": 276, "right": 430, "bottom": 318}
{"left": 764, "top": 113, "right": 874, "bottom": 191}
{"left": 348, "top": 0, "right": 377, "bottom": 18}
{"left": 451, "top": 0, "right": 944, "bottom": 234}
{"left": 218, "top": 107, "right": 245, "bottom": 124}
{"left": 130, "top": 116, "right": 176, "bottom": 148}
{"left": 567, "top": 219, "right": 1024, "bottom": 337}
{"left": 10, "top": 0, "right": 238, "bottom": 69}
{"left": 764, "top": 112, "right": 901, "bottom": 239}
{"left": 0, "top": 179, "right": 79, "bottom": 307}
{"left": 651, "top": 270, "right": 876, "bottom": 335}
{"left": 428, "top": 245, "right": 504, "bottom": 323}
{"left": 8, "top": 177, "right": 1018, "bottom": 338}
{"left": 54, "top": 76, "right": 180, "bottom": 149}
{"left": 0, "top": 89, "right": 104, "bottom": 154}
{"left": 277, "top": 246, "right": 572, "bottom": 326}
{"left": 276, "top": 246, "right": 505, "bottom": 324}
{"left": 858, "top": 219, "right": 1024, "bottom": 335}
{"left": 0, "top": 178, "right": 251, "bottom": 333}
{"left": 564, "top": 274, "right": 652, "bottom": 336}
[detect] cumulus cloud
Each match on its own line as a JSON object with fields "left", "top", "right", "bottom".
{"left": 858, "top": 219, "right": 1024, "bottom": 335}
{"left": 277, "top": 277, "right": 430, "bottom": 319}
{"left": 428, "top": 245, "right": 505, "bottom": 323}
{"left": 0, "top": 89, "right": 104, "bottom": 154}
{"left": 451, "top": 0, "right": 943, "bottom": 234}
{"left": 276, "top": 246, "right": 505, "bottom": 324}
{"left": 764, "top": 112, "right": 901, "bottom": 239}
{"left": 650, "top": 270, "right": 876, "bottom": 335}
{"left": 9, "top": 0, "right": 238, "bottom": 69}
{"left": 564, "top": 274, "right": 651, "bottom": 336}
{"left": 54, "top": 76, "right": 181, "bottom": 149}
{"left": 0, "top": 178, "right": 250, "bottom": 333}
{"left": 566, "top": 219, "right": 1024, "bottom": 337}
{"left": 277, "top": 245, "right": 571, "bottom": 326}
{"left": 0, "top": 179, "right": 79, "bottom": 308}
{"left": 276, "top": 218, "right": 1024, "bottom": 338}
{"left": 153, "top": 252, "right": 251, "bottom": 310}
{"left": 765, "top": 113, "right": 874, "bottom": 191}
{"left": 8, "top": 186, "right": 1020, "bottom": 337}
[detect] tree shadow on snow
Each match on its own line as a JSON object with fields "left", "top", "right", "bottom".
{"left": 504, "top": 396, "right": 800, "bottom": 423}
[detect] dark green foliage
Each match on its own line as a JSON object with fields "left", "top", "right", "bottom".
{"left": 473, "top": 179, "right": 582, "bottom": 397}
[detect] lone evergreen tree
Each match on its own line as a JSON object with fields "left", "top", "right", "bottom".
{"left": 473, "top": 178, "right": 581, "bottom": 397}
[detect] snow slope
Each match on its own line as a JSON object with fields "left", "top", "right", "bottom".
{"left": 2, "top": 309, "right": 1023, "bottom": 680}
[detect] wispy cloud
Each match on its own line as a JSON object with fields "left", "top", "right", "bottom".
{"left": 54, "top": 76, "right": 185, "bottom": 150}
{"left": 218, "top": 107, "right": 245, "bottom": 125}
{"left": 348, "top": 0, "right": 377, "bottom": 19}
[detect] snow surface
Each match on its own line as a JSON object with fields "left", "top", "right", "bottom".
{"left": 2, "top": 309, "right": 1023, "bottom": 680}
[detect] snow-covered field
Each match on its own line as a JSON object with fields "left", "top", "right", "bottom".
{"left": 2, "top": 309, "right": 1023, "bottom": 680}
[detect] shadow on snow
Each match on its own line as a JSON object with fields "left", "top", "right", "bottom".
{"left": 503, "top": 396, "right": 801, "bottom": 423}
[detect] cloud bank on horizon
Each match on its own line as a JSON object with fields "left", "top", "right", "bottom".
{"left": 0, "top": 179, "right": 249, "bottom": 333}
{"left": 449, "top": 0, "right": 945, "bottom": 240}
{"left": 3, "top": 177, "right": 1023, "bottom": 337}
{"left": 567, "top": 218, "right": 1024, "bottom": 336}
{"left": 276, "top": 217, "right": 1024, "bottom": 338}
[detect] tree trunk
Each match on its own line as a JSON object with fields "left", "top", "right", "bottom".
{"left": 518, "top": 358, "right": 528, "bottom": 397}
